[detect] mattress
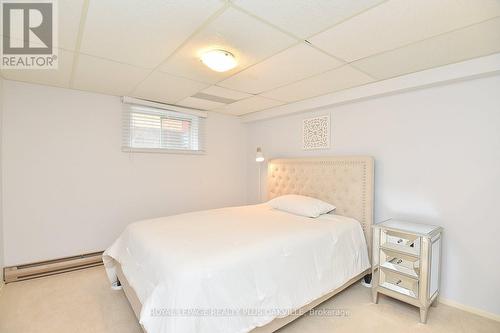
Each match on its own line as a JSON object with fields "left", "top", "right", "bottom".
{"left": 103, "top": 204, "right": 370, "bottom": 333}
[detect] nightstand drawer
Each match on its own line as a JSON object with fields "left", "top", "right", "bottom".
{"left": 380, "top": 229, "right": 420, "bottom": 257}
{"left": 379, "top": 268, "right": 419, "bottom": 298}
{"left": 380, "top": 249, "right": 420, "bottom": 279}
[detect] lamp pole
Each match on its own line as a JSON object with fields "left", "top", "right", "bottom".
{"left": 258, "top": 163, "right": 261, "bottom": 202}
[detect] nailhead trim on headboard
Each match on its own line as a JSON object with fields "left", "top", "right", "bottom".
{"left": 267, "top": 157, "right": 375, "bottom": 259}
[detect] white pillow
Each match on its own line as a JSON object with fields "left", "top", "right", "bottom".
{"left": 267, "top": 194, "right": 336, "bottom": 218}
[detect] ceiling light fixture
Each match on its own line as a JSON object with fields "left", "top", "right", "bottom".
{"left": 201, "top": 49, "right": 237, "bottom": 72}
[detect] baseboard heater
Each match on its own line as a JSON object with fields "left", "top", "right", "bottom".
{"left": 3, "top": 251, "right": 104, "bottom": 283}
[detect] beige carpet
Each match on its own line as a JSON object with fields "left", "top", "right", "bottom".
{"left": 0, "top": 266, "right": 498, "bottom": 333}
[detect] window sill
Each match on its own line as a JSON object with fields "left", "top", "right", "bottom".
{"left": 121, "top": 147, "right": 205, "bottom": 155}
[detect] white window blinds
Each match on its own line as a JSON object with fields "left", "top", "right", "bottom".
{"left": 122, "top": 97, "right": 207, "bottom": 153}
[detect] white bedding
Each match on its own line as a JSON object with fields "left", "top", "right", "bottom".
{"left": 103, "top": 204, "right": 370, "bottom": 333}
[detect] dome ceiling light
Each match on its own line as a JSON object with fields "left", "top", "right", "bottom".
{"left": 201, "top": 49, "right": 237, "bottom": 72}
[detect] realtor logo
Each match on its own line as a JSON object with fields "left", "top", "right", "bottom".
{"left": 1, "top": 0, "right": 58, "bottom": 69}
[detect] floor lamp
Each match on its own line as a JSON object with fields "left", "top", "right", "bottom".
{"left": 256, "top": 147, "right": 264, "bottom": 202}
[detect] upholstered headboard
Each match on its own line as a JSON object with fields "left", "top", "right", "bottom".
{"left": 267, "top": 156, "right": 374, "bottom": 257}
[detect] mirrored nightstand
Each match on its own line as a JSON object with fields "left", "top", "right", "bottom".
{"left": 372, "top": 220, "right": 443, "bottom": 323}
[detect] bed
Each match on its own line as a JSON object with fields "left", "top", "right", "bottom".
{"left": 103, "top": 156, "right": 374, "bottom": 333}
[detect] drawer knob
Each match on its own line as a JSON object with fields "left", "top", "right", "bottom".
{"left": 397, "top": 259, "right": 403, "bottom": 264}
{"left": 396, "top": 280, "right": 402, "bottom": 285}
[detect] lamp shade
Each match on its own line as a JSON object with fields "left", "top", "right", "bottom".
{"left": 255, "top": 147, "right": 264, "bottom": 162}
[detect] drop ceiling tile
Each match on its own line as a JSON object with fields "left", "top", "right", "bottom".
{"left": 159, "top": 7, "right": 296, "bottom": 83}
{"left": 202, "top": 85, "right": 253, "bottom": 100}
{"left": 261, "top": 65, "right": 374, "bottom": 102}
{"left": 133, "top": 71, "right": 209, "bottom": 104}
{"left": 177, "top": 96, "right": 226, "bottom": 110}
{"left": 80, "top": 0, "right": 223, "bottom": 68}
{"left": 72, "top": 55, "right": 151, "bottom": 96}
{"left": 58, "top": 0, "right": 85, "bottom": 50}
{"left": 310, "top": 0, "right": 500, "bottom": 62}
{"left": 353, "top": 18, "right": 500, "bottom": 80}
{"left": 218, "top": 43, "right": 343, "bottom": 94}
{"left": 0, "top": 49, "right": 74, "bottom": 88}
{"left": 232, "top": 0, "right": 385, "bottom": 38}
{"left": 215, "top": 96, "right": 284, "bottom": 115}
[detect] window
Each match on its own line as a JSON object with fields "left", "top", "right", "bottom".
{"left": 122, "top": 98, "right": 206, "bottom": 153}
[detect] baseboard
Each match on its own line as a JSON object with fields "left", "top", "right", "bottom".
{"left": 4, "top": 251, "right": 103, "bottom": 283}
{"left": 439, "top": 297, "right": 500, "bottom": 322}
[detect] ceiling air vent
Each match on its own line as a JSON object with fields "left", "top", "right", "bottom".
{"left": 191, "top": 92, "right": 238, "bottom": 104}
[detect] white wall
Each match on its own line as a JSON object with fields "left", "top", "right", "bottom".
{"left": 0, "top": 77, "right": 4, "bottom": 284}
{"left": 1, "top": 80, "right": 247, "bottom": 266}
{"left": 245, "top": 74, "right": 500, "bottom": 316}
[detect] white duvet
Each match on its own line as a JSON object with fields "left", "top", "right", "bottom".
{"left": 103, "top": 204, "right": 370, "bottom": 333}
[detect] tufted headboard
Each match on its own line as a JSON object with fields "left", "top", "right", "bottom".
{"left": 267, "top": 156, "right": 374, "bottom": 258}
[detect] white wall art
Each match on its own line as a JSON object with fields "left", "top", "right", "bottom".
{"left": 302, "top": 115, "right": 330, "bottom": 150}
